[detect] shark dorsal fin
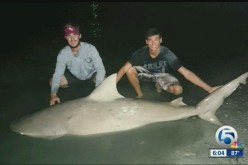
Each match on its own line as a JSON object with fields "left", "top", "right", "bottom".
{"left": 170, "top": 97, "right": 187, "bottom": 106}
{"left": 87, "top": 73, "right": 124, "bottom": 102}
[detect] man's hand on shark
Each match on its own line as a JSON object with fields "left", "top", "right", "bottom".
{"left": 208, "top": 85, "right": 223, "bottom": 93}
{"left": 50, "top": 95, "right": 60, "bottom": 106}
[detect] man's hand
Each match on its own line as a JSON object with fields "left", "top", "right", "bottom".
{"left": 208, "top": 85, "right": 222, "bottom": 93}
{"left": 50, "top": 94, "right": 60, "bottom": 106}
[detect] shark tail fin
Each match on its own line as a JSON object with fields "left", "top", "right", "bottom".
{"left": 196, "top": 72, "right": 248, "bottom": 125}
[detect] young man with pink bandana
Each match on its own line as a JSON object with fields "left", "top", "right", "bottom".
{"left": 49, "top": 23, "right": 106, "bottom": 106}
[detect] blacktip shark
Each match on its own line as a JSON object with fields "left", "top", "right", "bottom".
{"left": 10, "top": 72, "right": 248, "bottom": 139}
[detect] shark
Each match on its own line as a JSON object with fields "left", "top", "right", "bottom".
{"left": 10, "top": 72, "right": 248, "bottom": 139}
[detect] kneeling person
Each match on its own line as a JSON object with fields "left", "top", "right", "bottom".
{"left": 117, "top": 28, "right": 219, "bottom": 98}
{"left": 49, "top": 23, "right": 106, "bottom": 105}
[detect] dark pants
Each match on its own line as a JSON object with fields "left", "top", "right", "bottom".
{"left": 64, "top": 70, "right": 96, "bottom": 87}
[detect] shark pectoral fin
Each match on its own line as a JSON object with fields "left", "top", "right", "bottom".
{"left": 170, "top": 97, "right": 187, "bottom": 106}
{"left": 198, "top": 112, "right": 223, "bottom": 126}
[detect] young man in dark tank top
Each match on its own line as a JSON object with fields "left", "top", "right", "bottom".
{"left": 117, "top": 28, "right": 220, "bottom": 98}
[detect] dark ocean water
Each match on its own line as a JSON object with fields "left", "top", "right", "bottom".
{"left": 0, "top": 2, "right": 248, "bottom": 164}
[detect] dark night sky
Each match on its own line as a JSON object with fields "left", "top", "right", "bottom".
{"left": 2, "top": 2, "right": 248, "bottom": 37}
{"left": 1, "top": 2, "right": 248, "bottom": 64}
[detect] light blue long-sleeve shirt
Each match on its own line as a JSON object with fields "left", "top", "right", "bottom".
{"left": 51, "top": 42, "right": 106, "bottom": 94}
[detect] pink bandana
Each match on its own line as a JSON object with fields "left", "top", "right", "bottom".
{"left": 64, "top": 26, "right": 80, "bottom": 36}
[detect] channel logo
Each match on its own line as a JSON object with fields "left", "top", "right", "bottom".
{"left": 215, "top": 125, "right": 238, "bottom": 147}
{"left": 209, "top": 125, "right": 244, "bottom": 158}
{"left": 231, "top": 141, "right": 244, "bottom": 148}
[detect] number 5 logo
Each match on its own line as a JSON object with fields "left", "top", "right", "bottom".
{"left": 215, "top": 125, "right": 238, "bottom": 147}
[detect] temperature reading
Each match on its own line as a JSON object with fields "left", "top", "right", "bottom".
{"left": 231, "top": 150, "right": 240, "bottom": 156}
{"left": 227, "top": 148, "right": 244, "bottom": 157}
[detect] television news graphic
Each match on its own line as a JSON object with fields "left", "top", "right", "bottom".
{"left": 209, "top": 125, "right": 244, "bottom": 158}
